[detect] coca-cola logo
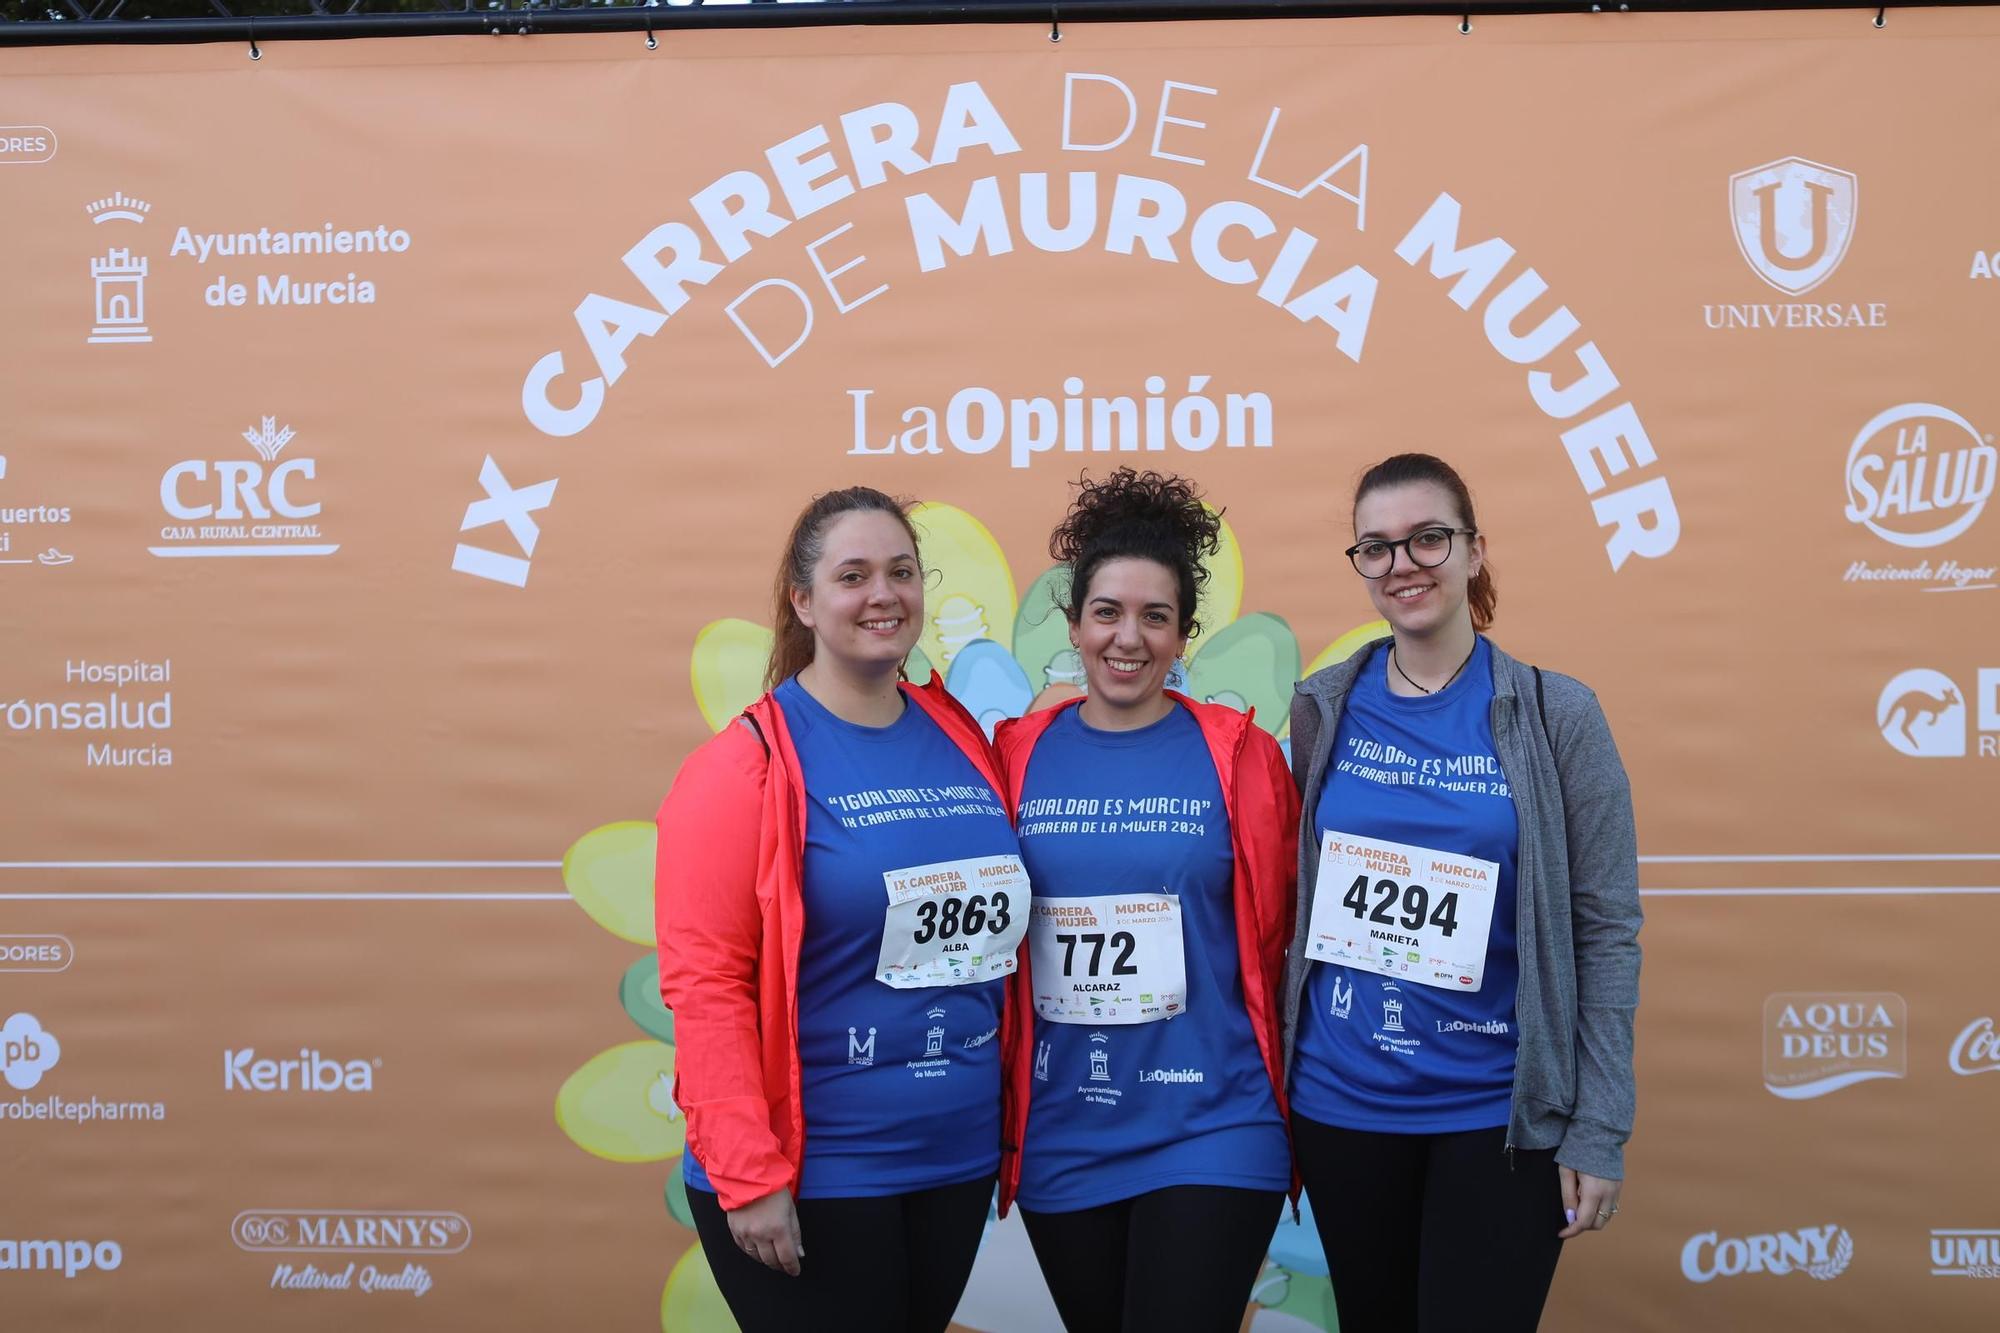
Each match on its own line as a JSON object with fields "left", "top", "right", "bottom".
{"left": 1949, "top": 1017, "right": 2000, "bottom": 1076}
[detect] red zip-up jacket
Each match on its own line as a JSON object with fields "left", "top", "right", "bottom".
{"left": 993, "top": 692, "right": 1300, "bottom": 1215}
{"left": 653, "top": 676, "right": 1008, "bottom": 1212}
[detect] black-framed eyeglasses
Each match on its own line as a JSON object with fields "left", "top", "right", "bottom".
{"left": 1344, "top": 527, "right": 1476, "bottom": 579}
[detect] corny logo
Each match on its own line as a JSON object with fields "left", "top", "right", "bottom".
{"left": 1682, "top": 1224, "right": 1853, "bottom": 1283}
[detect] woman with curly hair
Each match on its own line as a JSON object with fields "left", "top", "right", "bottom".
{"left": 992, "top": 468, "right": 1299, "bottom": 1332}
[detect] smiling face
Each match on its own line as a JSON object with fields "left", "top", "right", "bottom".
{"left": 1071, "top": 557, "right": 1187, "bottom": 724}
{"left": 790, "top": 509, "right": 923, "bottom": 677}
{"left": 1352, "top": 481, "right": 1485, "bottom": 639}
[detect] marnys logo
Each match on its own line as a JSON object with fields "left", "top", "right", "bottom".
{"left": 1931, "top": 1229, "right": 2000, "bottom": 1279}
{"left": 1842, "top": 404, "right": 1997, "bottom": 562}
{"left": 0, "top": 1238, "right": 121, "bottom": 1279}
{"left": 1682, "top": 1224, "right": 1853, "bottom": 1283}
{"left": 1763, "top": 992, "right": 1904, "bottom": 1099}
{"left": 1877, "top": 668, "right": 2000, "bottom": 759}
{"left": 1949, "top": 1017, "right": 2000, "bottom": 1077}
{"left": 1, "top": 1013, "right": 61, "bottom": 1090}
{"left": 233, "top": 1211, "right": 470, "bottom": 1255}
{"left": 224, "top": 1047, "right": 378, "bottom": 1093}
{"left": 151, "top": 416, "right": 337, "bottom": 561}
{"left": 1730, "top": 157, "right": 1858, "bottom": 296}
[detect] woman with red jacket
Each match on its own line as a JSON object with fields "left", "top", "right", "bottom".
{"left": 655, "top": 487, "right": 1028, "bottom": 1333}
{"left": 996, "top": 469, "right": 1299, "bottom": 1332}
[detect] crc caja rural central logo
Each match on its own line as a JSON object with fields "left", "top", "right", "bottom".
{"left": 151, "top": 416, "right": 336, "bottom": 560}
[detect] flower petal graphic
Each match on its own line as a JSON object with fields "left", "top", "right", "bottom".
{"left": 563, "top": 821, "right": 658, "bottom": 945}
{"left": 556, "top": 1040, "right": 686, "bottom": 1164}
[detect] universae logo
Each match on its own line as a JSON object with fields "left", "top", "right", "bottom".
{"left": 1728, "top": 157, "right": 1857, "bottom": 296}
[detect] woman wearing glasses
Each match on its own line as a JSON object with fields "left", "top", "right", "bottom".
{"left": 1284, "top": 453, "right": 1641, "bottom": 1331}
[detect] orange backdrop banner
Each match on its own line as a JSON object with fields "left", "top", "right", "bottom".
{"left": 2, "top": 7, "right": 1998, "bottom": 1329}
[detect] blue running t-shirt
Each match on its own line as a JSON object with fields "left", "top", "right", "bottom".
{"left": 1290, "top": 638, "right": 1522, "bottom": 1133}
{"left": 1014, "top": 703, "right": 1289, "bottom": 1211}
{"left": 684, "top": 677, "right": 1020, "bottom": 1198}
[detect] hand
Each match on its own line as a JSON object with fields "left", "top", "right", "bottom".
{"left": 1558, "top": 1166, "right": 1622, "bottom": 1240}
{"left": 726, "top": 1188, "right": 804, "bottom": 1275}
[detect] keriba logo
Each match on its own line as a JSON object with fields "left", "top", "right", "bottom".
{"left": 1729, "top": 157, "right": 1858, "bottom": 296}
{"left": 224, "top": 1048, "right": 377, "bottom": 1093}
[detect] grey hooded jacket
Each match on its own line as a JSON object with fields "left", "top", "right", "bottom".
{"left": 1283, "top": 637, "right": 1642, "bottom": 1179}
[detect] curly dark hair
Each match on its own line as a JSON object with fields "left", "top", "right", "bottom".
{"left": 1050, "top": 468, "right": 1223, "bottom": 638}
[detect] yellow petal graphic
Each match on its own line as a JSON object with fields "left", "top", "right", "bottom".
{"left": 563, "top": 821, "right": 657, "bottom": 946}
{"left": 691, "top": 618, "right": 773, "bottom": 734}
{"left": 1304, "top": 619, "right": 1392, "bottom": 678}
{"left": 910, "top": 503, "right": 1017, "bottom": 673}
{"left": 660, "top": 1244, "right": 742, "bottom": 1332}
{"left": 1188, "top": 508, "right": 1243, "bottom": 659}
{"left": 556, "top": 1040, "right": 687, "bottom": 1164}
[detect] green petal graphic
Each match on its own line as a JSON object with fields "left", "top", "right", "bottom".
{"left": 621, "top": 954, "right": 676, "bottom": 1045}
{"left": 1184, "top": 612, "right": 1299, "bottom": 735}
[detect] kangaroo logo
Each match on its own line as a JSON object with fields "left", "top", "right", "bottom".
{"left": 1877, "top": 669, "right": 1965, "bottom": 757}
{"left": 1730, "top": 157, "right": 1858, "bottom": 296}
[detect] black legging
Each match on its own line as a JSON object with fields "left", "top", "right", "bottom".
{"left": 1292, "top": 1114, "right": 1565, "bottom": 1333}
{"left": 1019, "top": 1184, "right": 1284, "bottom": 1332}
{"left": 687, "top": 1174, "right": 994, "bottom": 1333}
